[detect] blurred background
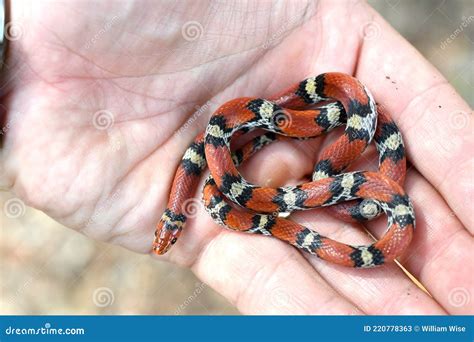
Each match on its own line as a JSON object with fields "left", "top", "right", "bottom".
{"left": 1, "top": 0, "right": 472, "bottom": 315}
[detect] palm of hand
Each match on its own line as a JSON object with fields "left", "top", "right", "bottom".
{"left": 3, "top": 1, "right": 339, "bottom": 252}
{"left": 2, "top": 0, "right": 472, "bottom": 315}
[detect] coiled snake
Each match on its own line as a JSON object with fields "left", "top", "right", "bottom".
{"left": 152, "top": 72, "right": 415, "bottom": 268}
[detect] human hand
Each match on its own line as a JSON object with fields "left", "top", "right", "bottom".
{"left": 1, "top": 0, "right": 472, "bottom": 314}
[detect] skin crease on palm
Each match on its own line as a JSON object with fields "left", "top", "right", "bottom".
{"left": 0, "top": 0, "right": 473, "bottom": 315}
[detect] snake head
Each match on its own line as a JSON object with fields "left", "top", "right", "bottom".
{"left": 152, "top": 214, "right": 184, "bottom": 255}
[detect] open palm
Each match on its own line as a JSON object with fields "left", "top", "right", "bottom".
{"left": 2, "top": 0, "right": 472, "bottom": 314}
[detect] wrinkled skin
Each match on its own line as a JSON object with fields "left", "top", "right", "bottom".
{"left": 1, "top": 0, "right": 472, "bottom": 314}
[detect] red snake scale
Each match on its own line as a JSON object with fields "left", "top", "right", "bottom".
{"left": 152, "top": 72, "right": 415, "bottom": 268}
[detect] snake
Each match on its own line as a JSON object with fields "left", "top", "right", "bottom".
{"left": 152, "top": 72, "right": 415, "bottom": 268}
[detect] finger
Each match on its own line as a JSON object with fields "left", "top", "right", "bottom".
{"left": 160, "top": 138, "right": 362, "bottom": 314}
{"left": 366, "top": 167, "right": 474, "bottom": 314}
{"left": 287, "top": 141, "right": 447, "bottom": 314}
{"left": 354, "top": 2, "right": 473, "bottom": 232}
{"left": 161, "top": 137, "right": 442, "bottom": 314}
{"left": 289, "top": 208, "right": 446, "bottom": 315}
{"left": 190, "top": 226, "right": 360, "bottom": 314}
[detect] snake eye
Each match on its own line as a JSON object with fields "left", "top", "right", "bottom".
{"left": 171, "top": 237, "right": 178, "bottom": 244}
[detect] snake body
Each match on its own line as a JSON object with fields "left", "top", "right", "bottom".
{"left": 153, "top": 72, "right": 415, "bottom": 268}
